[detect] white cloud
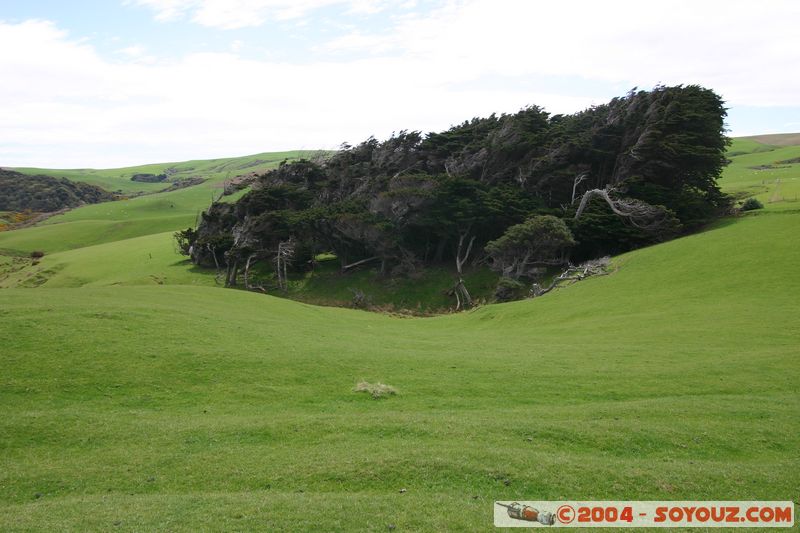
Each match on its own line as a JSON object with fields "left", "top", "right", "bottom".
{"left": 319, "top": 31, "right": 391, "bottom": 54}
{"left": 115, "top": 44, "right": 158, "bottom": 64}
{"left": 2, "top": 1, "right": 800, "bottom": 167}
{"left": 129, "top": 0, "right": 800, "bottom": 107}
{"left": 318, "top": 0, "right": 800, "bottom": 108}
{"left": 0, "top": 17, "right": 593, "bottom": 167}
{"left": 118, "top": 44, "right": 146, "bottom": 57}
{"left": 229, "top": 39, "right": 244, "bottom": 52}
{"left": 125, "top": 0, "right": 195, "bottom": 22}
{"left": 129, "top": 0, "right": 387, "bottom": 29}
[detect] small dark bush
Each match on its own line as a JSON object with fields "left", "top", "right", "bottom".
{"left": 30, "top": 250, "right": 45, "bottom": 258}
{"left": 130, "top": 173, "right": 167, "bottom": 183}
{"left": 494, "top": 277, "right": 526, "bottom": 302}
{"left": 741, "top": 197, "right": 764, "bottom": 211}
{"left": 350, "top": 288, "right": 371, "bottom": 309}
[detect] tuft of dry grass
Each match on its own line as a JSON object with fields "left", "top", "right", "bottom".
{"left": 353, "top": 381, "right": 397, "bottom": 399}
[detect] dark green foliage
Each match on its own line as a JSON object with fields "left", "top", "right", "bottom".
{"left": 185, "top": 86, "right": 729, "bottom": 289}
{"left": 0, "top": 170, "right": 116, "bottom": 212}
{"left": 494, "top": 277, "right": 527, "bottom": 302}
{"left": 568, "top": 197, "right": 657, "bottom": 261}
{"left": 485, "top": 216, "right": 575, "bottom": 279}
{"left": 174, "top": 228, "right": 196, "bottom": 256}
{"left": 130, "top": 173, "right": 167, "bottom": 182}
{"left": 740, "top": 197, "right": 764, "bottom": 211}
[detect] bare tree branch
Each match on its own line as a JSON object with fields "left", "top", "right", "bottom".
{"left": 341, "top": 256, "right": 379, "bottom": 271}
{"left": 571, "top": 172, "right": 590, "bottom": 204}
{"left": 531, "top": 257, "right": 611, "bottom": 297}
{"left": 574, "top": 187, "right": 674, "bottom": 231}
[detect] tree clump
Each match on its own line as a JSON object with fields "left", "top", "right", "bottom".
{"left": 130, "top": 173, "right": 167, "bottom": 183}
{"left": 485, "top": 216, "right": 575, "bottom": 280}
{"left": 177, "top": 85, "right": 731, "bottom": 309}
{"left": 0, "top": 170, "right": 116, "bottom": 212}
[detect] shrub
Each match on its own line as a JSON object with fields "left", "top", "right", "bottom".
{"left": 30, "top": 250, "right": 45, "bottom": 259}
{"left": 485, "top": 215, "right": 575, "bottom": 280}
{"left": 353, "top": 381, "right": 397, "bottom": 399}
{"left": 350, "top": 288, "right": 371, "bottom": 309}
{"left": 740, "top": 197, "right": 764, "bottom": 211}
{"left": 494, "top": 277, "right": 526, "bottom": 302}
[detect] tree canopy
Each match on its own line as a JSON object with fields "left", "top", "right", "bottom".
{"left": 485, "top": 216, "right": 575, "bottom": 280}
{"left": 179, "top": 85, "right": 730, "bottom": 300}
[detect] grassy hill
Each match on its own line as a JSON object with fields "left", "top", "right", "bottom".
{"left": 9, "top": 150, "right": 322, "bottom": 195}
{"left": 0, "top": 151, "right": 318, "bottom": 257}
{"left": 0, "top": 139, "right": 798, "bottom": 530}
{"left": 737, "top": 132, "right": 800, "bottom": 148}
{"left": 722, "top": 136, "right": 800, "bottom": 211}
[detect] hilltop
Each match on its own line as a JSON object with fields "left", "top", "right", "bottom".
{"left": 736, "top": 132, "right": 800, "bottom": 148}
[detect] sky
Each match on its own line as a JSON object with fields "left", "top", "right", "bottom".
{"left": 1, "top": 0, "right": 799, "bottom": 168}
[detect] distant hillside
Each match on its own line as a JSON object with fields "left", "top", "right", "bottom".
{"left": 738, "top": 132, "right": 800, "bottom": 147}
{"left": 0, "top": 170, "right": 116, "bottom": 212}
{"left": 720, "top": 135, "right": 800, "bottom": 211}
{"left": 9, "top": 150, "right": 327, "bottom": 194}
{"left": 0, "top": 151, "right": 319, "bottom": 258}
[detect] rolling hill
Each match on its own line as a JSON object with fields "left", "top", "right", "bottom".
{"left": 737, "top": 132, "right": 800, "bottom": 148}
{"left": 9, "top": 151, "right": 324, "bottom": 195}
{"left": 0, "top": 138, "right": 798, "bottom": 530}
{"left": 0, "top": 151, "right": 319, "bottom": 256}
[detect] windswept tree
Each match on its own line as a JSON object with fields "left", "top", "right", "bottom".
{"left": 420, "top": 176, "right": 492, "bottom": 309}
{"left": 179, "top": 85, "right": 730, "bottom": 308}
{"left": 485, "top": 216, "right": 575, "bottom": 280}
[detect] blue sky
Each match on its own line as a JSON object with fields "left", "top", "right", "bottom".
{"left": 1, "top": 0, "right": 799, "bottom": 167}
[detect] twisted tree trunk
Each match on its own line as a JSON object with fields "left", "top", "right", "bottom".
{"left": 453, "top": 231, "right": 476, "bottom": 310}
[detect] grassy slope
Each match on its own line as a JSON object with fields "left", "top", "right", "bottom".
{"left": 738, "top": 132, "right": 800, "bottom": 148}
{"left": 721, "top": 139, "right": 800, "bottom": 210}
{"left": 0, "top": 231, "right": 216, "bottom": 289}
{"left": 1, "top": 209, "right": 798, "bottom": 531}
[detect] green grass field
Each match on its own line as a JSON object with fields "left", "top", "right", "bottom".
{"left": 721, "top": 137, "right": 800, "bottom": 210}
{"left": 0, "top": 139, "right": 798, "bottom": 530}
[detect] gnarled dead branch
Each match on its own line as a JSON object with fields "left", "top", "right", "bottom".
{"left": 531, "top": 257, "right": 611, "bottom": 297}
{"left": 575, "top": 188, "right": 673, "bottom": 231}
